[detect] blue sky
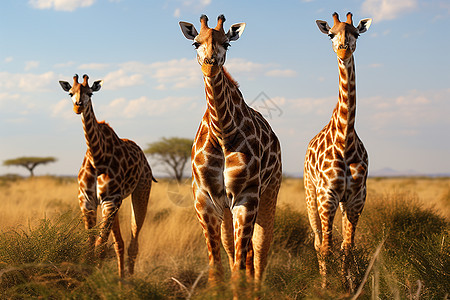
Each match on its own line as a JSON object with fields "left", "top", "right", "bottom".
{"left": 1, "top": 0, "right": 449, "bottom": 177}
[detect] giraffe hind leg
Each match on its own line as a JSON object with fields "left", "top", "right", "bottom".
{"left": 128, "top": 179, "right": 151, "bottom": 275}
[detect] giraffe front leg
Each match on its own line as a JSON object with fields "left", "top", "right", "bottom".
{"left": 96, "top": 198, "right": 121, "bottom": 266}
{"left": 304, "top": 177, "right": 322, "bottom": 252}
{"left": 316, "top": 190, "right": 338, "bottom": 289}
{"left": 231, "top": 196, "right": 258, "bottom": 299}
{"left": 252, "top": 180, "right": 279, "bottom": 293}
{"left": 194, "top": 194, "right": 224, "bottom": 285}
{"left": 340, "top": 190, "right": 365, "bottom": 291}
{"left": 78, "top": 188, "right": 97, "bottom": 264}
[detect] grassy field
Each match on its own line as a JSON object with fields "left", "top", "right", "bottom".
{"left": 0, "top": 176, "right": 448, "bottom": 299}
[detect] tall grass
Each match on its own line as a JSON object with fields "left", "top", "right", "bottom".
{"left": 0, "top": 176, "right": 448, "bottom": 298}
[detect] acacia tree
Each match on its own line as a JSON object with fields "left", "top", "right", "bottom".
{"left": 3, "top": 156, "right": 57, "bottom": 177}
{"left": 145, "top": 137, "right": 192, "bottom": 183}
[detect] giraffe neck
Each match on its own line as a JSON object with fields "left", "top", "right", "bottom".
{"left": 203, "top": 68, "right": 243, "bottom": 142}
{"left": 331, "top": 55, "right": 357, "bottom": 139}
{"left": 81, "top": 101, "right": 105, "bottom": 165}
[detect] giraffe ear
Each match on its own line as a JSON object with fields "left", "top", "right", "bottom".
{"left": 316, "top": 20, "right": 331, "bottom": 34}
{"left": 179, "top": 21, "right": 198, "bottom": 40}
{"left": 59, "top": 81, "right": 71, "bottom": 92}
{"left": 91, "top": 80, "right": 103, "bottom": 92}
{"left": 356, "top": 18, "right": 372, "bottom": 34}
{"left": 226, "top": 23, "right": 245, "bottom": 41}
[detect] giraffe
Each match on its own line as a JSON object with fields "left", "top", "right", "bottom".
{"left": 59, "top": 74, "right": 156, "bottom": 278}
{"left": 303, "top": 12, "right": 372, "bottom": 288}
{"left": 179, "top": 15, "right": 282, "bottom": 296}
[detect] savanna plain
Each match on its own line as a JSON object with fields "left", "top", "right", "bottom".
{"left": 0, "top": 175, "right": 448, "bottom": 299}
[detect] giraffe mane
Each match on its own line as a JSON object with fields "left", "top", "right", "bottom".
{"left": 222, "top": 67, "right": 239, "bottom": 88}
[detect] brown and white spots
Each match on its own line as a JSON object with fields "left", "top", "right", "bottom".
{"left": 59, "top": 74, "right": 156, "bottom": 278}
{"left": 303, "top": 12, "right": 372, "bottom": 289}
{"left": 180, "top": 15, "right": 282, "bottom": 297}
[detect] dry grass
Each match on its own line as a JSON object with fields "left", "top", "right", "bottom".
{"left": 0, "top": 175, "right": 448, "bottom": 298}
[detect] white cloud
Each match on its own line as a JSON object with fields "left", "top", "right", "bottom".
{"left": 225, "top": 58, "right": 266, "bottom": 74}
{"left": 361, "top": 0, "right": 418, "bottom": 22}
{"left": 29, "top": 0, "right": 96, "bottom": 12}
{"left": 51, "top": 98, "right": 74, "bottom": 120}
{"left": 58, "top": 58, "right": 299, "bottom": 92}
{"left": 226, "top": 58, "right": 296, "bottom": 79}
{"left": 0, "top": 71, "right": 56, "bottom": 92}
{"left": 25, "top": 61, "right": 40, "bottom": 71}
{"left": 0, "top": 92, "right": 21, "bottom": 108}
{"left": 4, "top": 57, "right": 13, "bottom": 63}
{"left": 101, "top": 96, "right": 195, "bottom": 119}
{"left": 102, "top": 69, "right": 145, "bottom": 90}
{"left": 102, "top": 59, "right": 201, "bottom": 91}
{"left": 283, "top": 96, "right": 336, "bottom": 116}
{"left": 172, "top": 0, "right": 211, "bottom": 19}
{"left": 363, "top": 88, "right": 450, "bottom": 135}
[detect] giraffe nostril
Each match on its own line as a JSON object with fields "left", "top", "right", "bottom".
{"left": 204, "top": 57, "right": 217, "bottom": 65}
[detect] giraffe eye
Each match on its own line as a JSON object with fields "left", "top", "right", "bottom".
{"left": 328, "top": 33, "right": 335, "bottom": 39}
{"left": 69, "top": 93, "right": 73, "bottom": 97}
{"left": 223, "top": 42, "right": 231, "bottom": 50}
{"left": 192, "top": 42, "right": 201, "bottom": 49}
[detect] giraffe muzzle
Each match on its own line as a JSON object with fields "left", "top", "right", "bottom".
{"left": 73, "top": 102, "right": 83, "bottom": 114}
{"left": 201, "top": 58, "right": 220, "bottom": 77}
{"left": 203, "top": 57, "right": 217, "bottom": 65}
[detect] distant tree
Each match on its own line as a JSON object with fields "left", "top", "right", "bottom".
{"left": 145, "top": 137, "right": 192, "bottom": 183}
{"left": 3, "top": 156, "right": 57, "bottom": 177}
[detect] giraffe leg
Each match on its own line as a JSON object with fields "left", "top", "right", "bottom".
{"left": 79, "top": 196, "right": 97, "bottom": 249}
{"left": 231, "top": 196, "right": 258, "bottom": 299}
{"left": 340, "top": 190, "right": 366, "bottom": 290}
{"left": 221, "top": 207, "right": 235, "bottom": 271}
{"left": 96, "top": 198, "right": 121, "bottom": 264}
{"left": 111, "top": 212, "right": 125, "bottom": 278}
{"left": 78, "top": 165, "right": 98, "bottom": 260}
{"left": 128, "top": 180, "right": 151, "bottom": 275}
{"left": 252, "top": 181, "right": 279, "bottom": 293}
{"left": 317, "top": 191, "right": 338, "bottom": 288}
{"left": 304, "top": 177, "right": 321, "bottom": 252}
{"left": 194, "top": 193, "right": 224, "bottom": 285}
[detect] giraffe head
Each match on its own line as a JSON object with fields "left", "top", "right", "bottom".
{"left": 59, "top": 74, "right": 103, "bottom": 114}
{"left": 179, "top": 15, "right": 245, "bottom": 77}
{"left": 316, "top": 12, "right": 372, "bottom": 60}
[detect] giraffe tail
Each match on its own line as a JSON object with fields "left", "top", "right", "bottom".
{"left": 152, "top": 176, "right": 158, "bottom": 183}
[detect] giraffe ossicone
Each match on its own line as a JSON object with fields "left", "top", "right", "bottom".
{"left": 303, "top": 12, "right": 371, "bottom": 289}
{"left": 179, "top": 15, "right": 282, "bottom": 297}
{"left": 59, "top": 74, "right": 156, "bottom": 278}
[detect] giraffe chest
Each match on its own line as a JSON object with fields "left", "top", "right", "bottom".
{"left": 306, "top": 133, "right": 368, "bottom": 195}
